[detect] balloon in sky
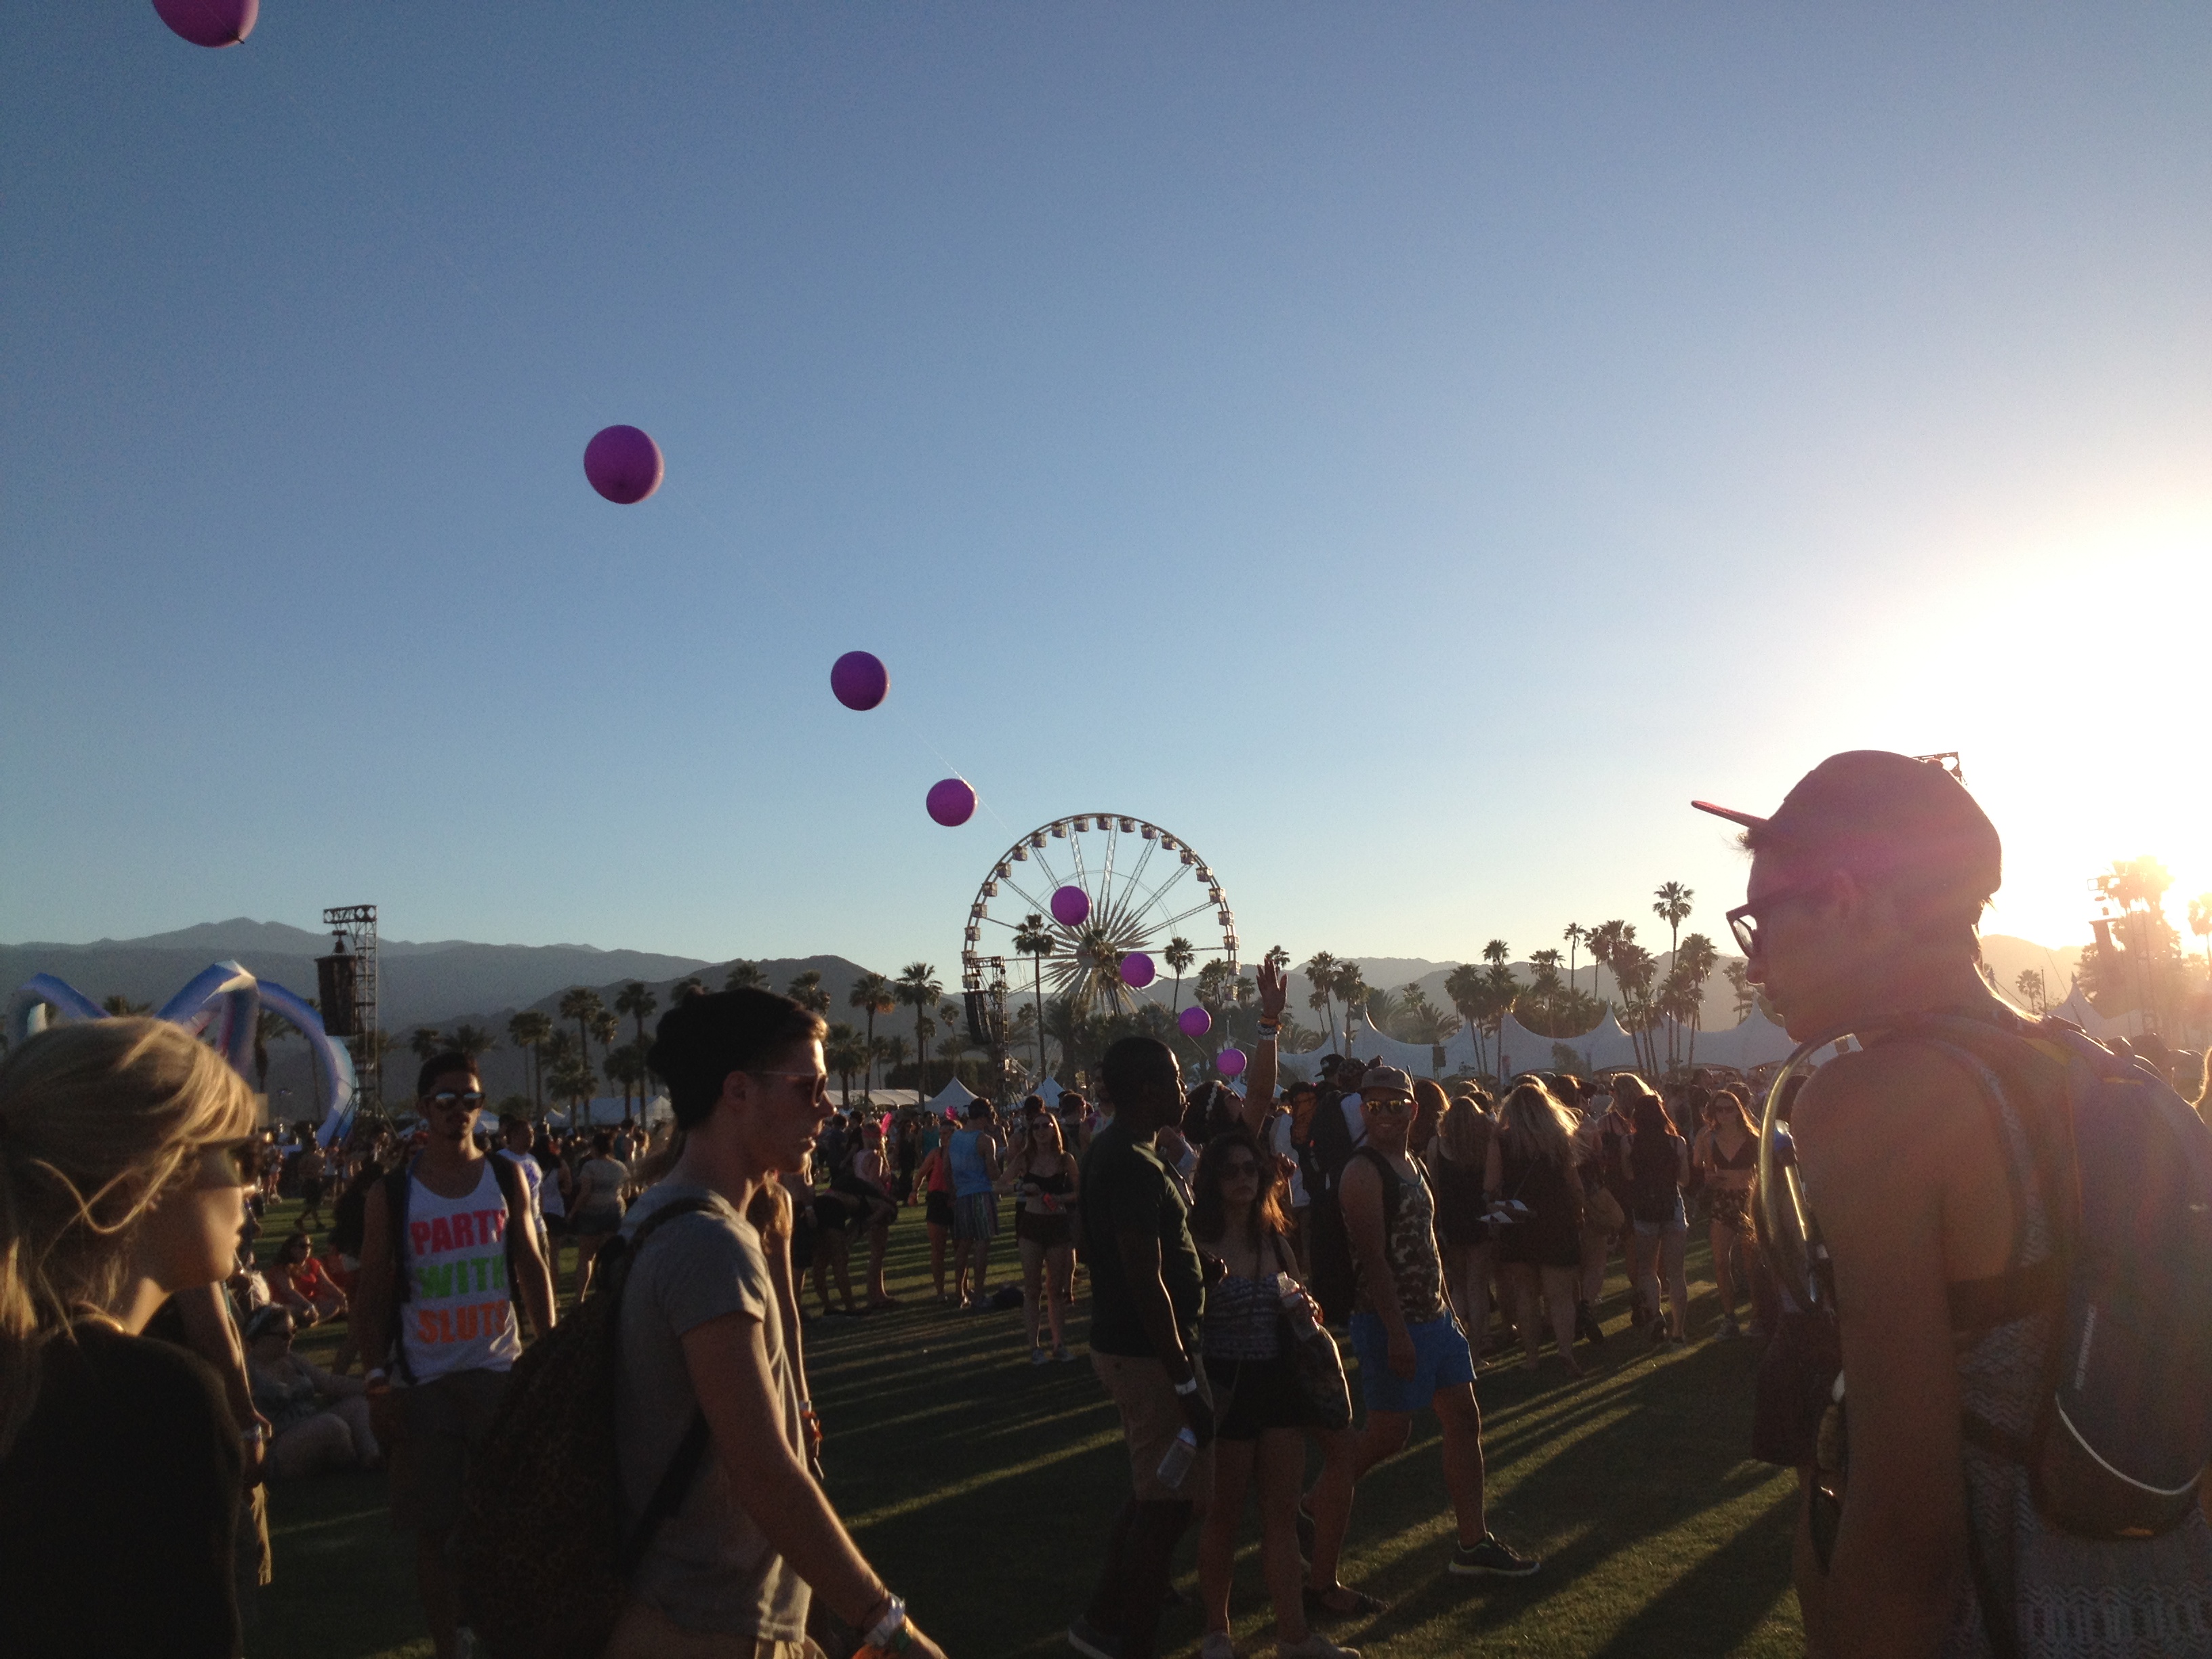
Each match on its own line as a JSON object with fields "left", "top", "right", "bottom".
{"left": 153, "top": 0, "right": 257, "bottom": 47}
{"left": 1216, "top": 1046, "right": 1248, "bottom": 1079}
{"left": 830, "top": 651, "right": 888, "bottom": 712}
{"left": 1120, "top": 951, "right": 1155, "bottom": 990}
{"left": 926, "top": 778, "right": 976, "bottom": 827}
{"left": 1178, "top": 1005, "right": 1212, "bottom": 1038}
{"left": 1050, "top": 886, "right": 1090, "bottom": 928}
{"left": 583, "top": 424, "right": 664, "bottom": 504}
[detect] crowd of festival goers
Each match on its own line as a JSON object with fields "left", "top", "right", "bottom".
{"left": 5, "top": 979, "right": 2209, "bottom": 1658}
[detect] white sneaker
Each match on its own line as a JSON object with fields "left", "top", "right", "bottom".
{"left": 1031, "top": 1346, "right": 1050, "bottom": 1366}
{"left": 1201, "top": 1632, "right": 1237, "bottom": 1659}
{"left": 1277, "top": 1635, "right": 1360, "bottom": 1659}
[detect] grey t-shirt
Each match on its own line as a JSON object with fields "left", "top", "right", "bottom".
{"left": 615, "top": 1182, "right": 808, "bottom": 1640}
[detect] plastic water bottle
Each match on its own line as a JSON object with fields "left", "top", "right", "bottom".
{"left": 1156, "top": 1426, "right": 1200, "bottom": 1488}
{"left": 1276, "top": 1272, "right": 1319, "bottom": 1338}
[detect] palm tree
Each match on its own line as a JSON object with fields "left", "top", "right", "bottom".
{"left": 1653, "top": 882, "right": 1694, "bottom": 974}
{"left": 548, "top": 1052, "right": 596, "bottom": 1126}
{"left": 849, "top": 971, "right": 897, "bottom": 1100}
{"left": 558, "top": 987, "right": 607, "bottom": 1076}
{"left": 1331, "top": 962, "right": 1368, "bottom": 1050}
{"left": 1724, "top": 960, "right": 1755, "bottom": 1022}
{"left": 409, "top": 1026, "right": 444, "bottom": 1062}
{"left": 787, "top": 970, "right": 830, "bottom": 1015}
{"left": 672, "top": 975, "right": 706, "bottom": 1001}
{"left": 1011, "top": 917, "right": 1053, "bottom": 1082}
{"left": 591, "top": 1009, "right": 621, "bottom": 1077}
{"left": 507, "top": 1010, "right": 553, "bottom": 1118}
{"left": 615, "top": 982, "right": 658, "bottom": 1059}
{"left": 603, "top": 1041, "right": 644, "bottom": 1123}
{"left": 2190, "top": 895, "right": 2212, "bottom": 979}
{"left": 874, "top": 1034, "right": 907, "bottom": 1088}
{"left": 100, "top": 994, "right": 153, "bottom": 1016}
{"left": 1671, "top": 933, "right": 1719, "bottom": 1068}
{"left": 1164, "top": 937, "right": 1196, "bottom": 1012}
{"left": 825, "top": 1023, "right": 868, "bottom": 1107}
{"left": 722, "top": 962, "right": 766, "bottom": 992}
{"left": 1301, "top": 953, "right": 1339, "bottom": 1051}
{"left": 1444, "top": 962, "right": 1491, "bottom": 1076}
{"left": 449, "top": 1023, "right": 498, "bottom": 1062}
{"left": 1563, "top": 922, "right": 1587, "bottom": 1002}
{"left": 895, "top": 963, "right": 941, "bottom": 1090}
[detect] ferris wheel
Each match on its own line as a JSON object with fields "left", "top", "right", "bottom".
{"left": 962, "top": 814, "right": 1239, "bottom": 1012}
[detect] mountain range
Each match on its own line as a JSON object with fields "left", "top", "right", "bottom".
{"left": 3, "top": 919, "right": 2082, "bottom": 1110}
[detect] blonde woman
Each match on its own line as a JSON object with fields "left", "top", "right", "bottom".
{"left": 1483, "top": 1080, "right": 1590, "bottom": 1376}
{"left": 0, "top": 1019, "right": 260, "bottom": 1656}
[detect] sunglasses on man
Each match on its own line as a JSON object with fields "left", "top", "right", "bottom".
{"left": 428, "top": 1090, "right": 486, "bottom": 1110}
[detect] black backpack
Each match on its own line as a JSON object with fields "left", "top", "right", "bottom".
{"left": 454, "top": 1197, "right": 716, "bottom": 1659}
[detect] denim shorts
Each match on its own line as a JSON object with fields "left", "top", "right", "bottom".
{"left": 1347, "top": 1311, "right": 1477, "bottom": 1414}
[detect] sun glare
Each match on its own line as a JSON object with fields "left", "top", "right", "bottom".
{"left": 1860, "top": 508, "right": 2211, "bottom": 950}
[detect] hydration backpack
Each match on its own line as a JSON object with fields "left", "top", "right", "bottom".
{"left": 1942, "top": 1018, "right": 2212, "bottom": 1539}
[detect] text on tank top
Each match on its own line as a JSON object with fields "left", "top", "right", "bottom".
{"left": 401, "top": 1161, "right": 521, "bottom": 1381}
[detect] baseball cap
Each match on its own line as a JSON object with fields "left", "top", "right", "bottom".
{"left": 1353, "top": 1064, "right": 1414, "bottom": 1102}
{"left": 1693, "top": 750, "right": 2001, "bottom": 911}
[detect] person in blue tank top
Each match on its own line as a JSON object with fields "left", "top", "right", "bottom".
{"left": 947, "top": 1099, "right": 1003, "bottom": 1309}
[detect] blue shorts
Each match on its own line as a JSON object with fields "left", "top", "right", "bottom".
{"left": 1348, "top": 1311, "right": 1477, "bottom": 1414}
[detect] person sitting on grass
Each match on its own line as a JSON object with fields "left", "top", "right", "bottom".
{"left": 1305, "top": 1064, "right": 1540, "bottom": 1620}
{"left": 266, "top": 1227, "right": 347, "bottom": 1327}
{"left": 243, "top": 1305, "right": 381, "bottom": 1477}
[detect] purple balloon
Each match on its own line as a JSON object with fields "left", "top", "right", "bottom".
{"left": 830, "top": 651, "right": 888, "bottom": 712}
{"left": 154, "top": 0, "right": 257, "bottom": 47}
{"left": 583, "top": 424, "right": 664, "bottom": 505}
{"left": 1216, "top": 1046, "right": 1248, "bottom": 1078}
{"left": 926, "top": 777, "right": 976, "bottom": 827}
{"left": 1050, "top": 886, "right": 1090, "bottom": 928}
{"left": 1120, "top": 951, "right": 1156, "bottom": 990}
{"left": 1179, "top": 1005, "right": 1212, "bottom": 1038}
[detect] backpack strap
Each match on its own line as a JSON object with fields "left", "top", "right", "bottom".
{"left": 383, "top": 1159, "right": 418, "bottom": 1383}
{"left": 1346, "top": 1147, "right": 1402, "bottom": 1246}
{"left": 605, "top": 1193, "right": 725, "bottom": 1572}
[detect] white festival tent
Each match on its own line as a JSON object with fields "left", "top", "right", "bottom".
{"left": 1332, "top": 1003, "right": 1801, "bottom": 1079}
{"left": 928, "top": 1076, "right": 982, "bottom": 1117}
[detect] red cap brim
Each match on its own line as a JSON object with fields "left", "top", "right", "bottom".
{"left": 1691, "top": 800, "right": 1767, "bottom": 831}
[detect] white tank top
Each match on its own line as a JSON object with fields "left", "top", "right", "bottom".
{"left": 399, "top": 1160, "right": 522, "bottom": 1382}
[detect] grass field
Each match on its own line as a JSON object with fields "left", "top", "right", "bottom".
{"left": 245, "top": 1195, "right": 1803, "bottom": 1659}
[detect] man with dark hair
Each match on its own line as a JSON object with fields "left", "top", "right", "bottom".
{"left": 1069, "top": 1036, "right": 1215, "bottom": 1659}
{"left": 612, "top": 988, "right": 945, "bottom": 1657}
{"left": 357, "top": 1052, "right": 558, "bottom": 1659}
{"left": 1695, "top": 751, "right": 2212, "bottom": 1654}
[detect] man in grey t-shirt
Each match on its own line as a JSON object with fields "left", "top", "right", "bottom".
{"left": 606, "top": 989, "right": 945, "bottom": 1659}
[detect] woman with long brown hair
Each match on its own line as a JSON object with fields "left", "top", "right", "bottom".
{"left": 0, "top": 1019, "right": 260, "bottom": 1656}
{"left": 1425, "top": 1088, "right": 1495, "bottom": 1357}
{"left": 1612, "top": 1074, "right": 1690, "bottom": 1347}
{"left": 1189, "top": 1126, "right": 1355, "bottom": 1659}
{"left": 1694, "top": 1085, "right": 1760, "bottom": 1340}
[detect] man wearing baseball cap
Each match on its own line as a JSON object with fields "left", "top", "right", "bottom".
{"left": 1692, "top": 751, "right": 2212, "bottom": 1654}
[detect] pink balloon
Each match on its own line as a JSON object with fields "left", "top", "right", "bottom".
{"left": 1050, "top": 886, "right": 1090, "bottom": 927}
{"left": 926, "top": 778, "right": 976, "bottom": 827}
{"left": 1120, "top": 951, "right": 1155, "bottom": 989}
{"left": 830, "top": 651, "right": 888, "bottom": 712}
{"left": 1216, "top": 1046, "right": 1248, "bottom": 1078}
{"left": 1179, "top": 1005, "right": 1212, "bottom": 1038}
{"left": 153, "top": 0, "right": 256, "bottom": 47}
{"left": 583, "top": 424, "right": 664, "bottom": 504}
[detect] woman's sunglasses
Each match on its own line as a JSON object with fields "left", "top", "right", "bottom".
{"left": 198, "top": 1139, "right": 260, "bottom": 1189}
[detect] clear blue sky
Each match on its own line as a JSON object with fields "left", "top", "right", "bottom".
{"left": 5, "top": 5, "right": 2209, "bottom": 971}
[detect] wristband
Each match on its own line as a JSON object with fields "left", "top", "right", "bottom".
{"left": 1172, "top": 1376, "right": 1199, "bottom": 1397}
{"left": 863, "top": 1593, "right": 909, "bottom": 1650}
